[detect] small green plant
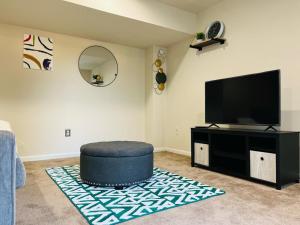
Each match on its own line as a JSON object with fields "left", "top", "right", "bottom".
{"left": 196, "top": 32, "right": 205, "bottom": 40}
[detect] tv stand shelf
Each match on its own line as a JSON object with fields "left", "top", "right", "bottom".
{"left": 191, "top": 127, "right": 299, "bottom": 189}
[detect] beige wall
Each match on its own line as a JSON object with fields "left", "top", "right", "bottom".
{"left": 165, "top": 0, "right": 300, "bottom": 152}
{"left": 2, "top": 0, "right": 300, "bottom": 162}
{"left": 0, "top": 23, "right": 146, "bottom": 160}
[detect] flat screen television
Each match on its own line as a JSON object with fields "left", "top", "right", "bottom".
{"left": 205, "top": 70, "right": 280, "bottom": 126}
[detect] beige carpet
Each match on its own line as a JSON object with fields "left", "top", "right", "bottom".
{"left": 17, "top": 152, "right": 300, "bottom": 225}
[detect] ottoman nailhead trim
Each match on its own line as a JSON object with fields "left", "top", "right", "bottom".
{"left": 80, "top": 177, "right": 151, "bottom": 187}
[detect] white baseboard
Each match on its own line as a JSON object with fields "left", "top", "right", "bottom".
{"left": 155, "top": 147, "right": 191, "bottom": 157}
{"left": 21, "top": 152, "right": 80, "bottom": 162}
{"left": 164, "top": 147, "right": 191, "bottom": 156}
{"left": 154, "top": 147, "right": 165, "bottom": 152}
{"left": 21, "top": 147, "right": 190, "bottom": 162}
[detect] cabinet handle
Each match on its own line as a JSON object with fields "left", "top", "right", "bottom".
{"left": 260, "top": 157, "right": 264, "bottom": 161}
{"left": 200, "top": 147, "right": 203, "bottom": 150}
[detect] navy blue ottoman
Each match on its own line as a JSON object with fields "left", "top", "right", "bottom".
{"left": 80, "top": 141, "right": 153, "bottom": 189}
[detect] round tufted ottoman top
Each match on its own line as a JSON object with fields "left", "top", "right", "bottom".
{"left": 80, "top": 141, "right": 153, "bottom": 157}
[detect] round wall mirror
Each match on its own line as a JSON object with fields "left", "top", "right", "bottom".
{"left": 78, "top": 46, "right": 118, "bottom": 87}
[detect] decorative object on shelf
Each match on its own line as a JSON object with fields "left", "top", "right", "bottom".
{"left": 23, "top": 34, "right": 53, "bottom": 71}
{"left": 205, "top": 21, "right": 225, "bottom": 39}
{"left": 191, "top": 32, "right": 205, "bottom": 46}
{"left": 153, "top": 49, "right": 167, "bottom": 94}
{"left": 196, "top": 32, "right": 205, "bottom": 41}
{"left": 78, "top": 46, "right": 118, "bottom": 87}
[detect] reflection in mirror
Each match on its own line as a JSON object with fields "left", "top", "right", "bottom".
{"left": 78, "top": 46, "right": 118, "bottom": 87}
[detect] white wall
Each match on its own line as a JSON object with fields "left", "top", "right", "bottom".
{"left": 165, "top": 0, "right": 300, "bottom": 152}
{"left": 0, "top": 23, "right": 146, "bottom": 160}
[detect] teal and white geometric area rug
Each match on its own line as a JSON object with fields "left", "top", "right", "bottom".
{"left": 46, "top": 165, "right": 225, "bottom": 225}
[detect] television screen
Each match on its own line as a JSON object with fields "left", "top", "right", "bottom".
{"left": 205, "top": 70, "right": 280, "bottom": 125}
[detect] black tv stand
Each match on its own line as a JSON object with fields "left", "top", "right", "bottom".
{"left": 208, "top": 123, "right": 220, "bottom": 128}
{"left": 264, "top": 126, "right": 278, "bottom": 132}
{"left": 191, "top": 127, "right": 299, "bottom": 189}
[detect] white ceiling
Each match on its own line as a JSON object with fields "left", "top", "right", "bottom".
{"left": 157, "top": 0, "right": 222, "bottom": 13}
{"left": 0, "top": 0, "right": 193, "bottom": 48}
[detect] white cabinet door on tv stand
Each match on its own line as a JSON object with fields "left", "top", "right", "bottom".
{"left": 250, "top": 150, "right": 276, "bottom": 183}
{"left": 194, "top": 143, "right": 209, "bottom": 166}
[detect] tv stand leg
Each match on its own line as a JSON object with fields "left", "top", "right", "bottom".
{"left": 208, "top": 123, "right": 220, "bottom": 128}
{"left": 265, "top": 126, "right": 278, "bottom": 132}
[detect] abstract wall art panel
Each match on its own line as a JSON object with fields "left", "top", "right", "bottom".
{"left": 23, "top": 34, "right": 53, "bottom": 71}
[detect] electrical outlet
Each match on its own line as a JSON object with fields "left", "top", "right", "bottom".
{"left": 65, "top": 129, "right": 71, "bottom": 137}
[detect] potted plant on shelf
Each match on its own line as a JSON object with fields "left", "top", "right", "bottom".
{"left": 196, "top": 32, "right": 205, "bottom": 41}
{"left": 192, "top": 32, "right": 205, "bottom": 46}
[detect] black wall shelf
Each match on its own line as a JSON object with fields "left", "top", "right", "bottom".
{"left": 190, "top": 38, "right": 226, "bottom": 51}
